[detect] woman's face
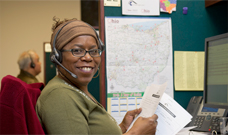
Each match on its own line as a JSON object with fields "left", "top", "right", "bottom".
{"left": 61, "top": 35, "right": 101, "bottom": 86}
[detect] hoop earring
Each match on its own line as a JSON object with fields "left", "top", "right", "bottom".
{"left": 93, "top": 68, "right": 100, "bottom": 78}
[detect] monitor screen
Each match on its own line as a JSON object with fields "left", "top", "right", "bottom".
{"left": 204, "top": 33, "right": 228, "bottom": 109}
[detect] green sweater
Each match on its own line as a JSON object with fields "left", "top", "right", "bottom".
{"left": 36, "top": 76, "right": 122, "bottom": 135}
{"left": 17, "top": 70, "right": 39, "bottom": 84}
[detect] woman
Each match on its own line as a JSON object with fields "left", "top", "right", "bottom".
{"left": 36, "top": 18, "right": 158, "bottom": 134}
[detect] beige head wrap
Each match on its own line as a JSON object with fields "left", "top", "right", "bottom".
{"left": 50, "top": 20, "right": 99, "bottom": 51}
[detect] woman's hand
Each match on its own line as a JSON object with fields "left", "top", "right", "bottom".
{"left": 119, "top": 108, "right": 142, "bottom": 133}
{"left": 125, "top": 114, "right": 158, "bottom": 135}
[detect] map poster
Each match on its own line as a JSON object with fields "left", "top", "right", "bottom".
{"left": 105, "top": 17, "right": 173, "bottom": 122}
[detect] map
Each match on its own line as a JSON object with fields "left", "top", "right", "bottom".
{"left": 160, "top": 0, "right": 177, "bottom": 14}
{"left": 105, "top": 17, "right": 173, "bottom": 97}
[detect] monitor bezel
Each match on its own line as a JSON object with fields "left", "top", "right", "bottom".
{"left": 203, "top": 32, "right": 228, "bottom": 109}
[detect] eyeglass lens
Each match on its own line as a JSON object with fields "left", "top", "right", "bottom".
{"left": 72, "top": 49, "right": 101, "bottom": 57}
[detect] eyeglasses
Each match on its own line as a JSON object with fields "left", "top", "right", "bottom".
{"left": 61, "top": 48, "right": 102, "bottom": 57}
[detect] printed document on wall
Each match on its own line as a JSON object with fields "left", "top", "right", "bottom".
{"left": 122, "top": 0, "right": 160, "bottom": 16}
{"left": 105, "top": 17, "right": 173, "bottom": 123}
{"left": 174, "top": 51, "right": 205, "bottom": 91}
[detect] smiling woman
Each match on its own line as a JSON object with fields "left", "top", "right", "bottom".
{"left": 35, "top": 17, "right": 158, "bottom": 135}
{"left": 60, "top": 35, "right": 102, "bottom": 88}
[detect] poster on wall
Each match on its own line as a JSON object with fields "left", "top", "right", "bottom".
{"left": 104, "top": 0, "right": 121, "bottom": 7}
{"left": 105, "top": 17, "right": 173, "bottom": 124}
{"left": 122, "top": 0, "right": 160, "bottom": 16}
{"left": 160, "top": 0, "right": 177, "bottom": 14}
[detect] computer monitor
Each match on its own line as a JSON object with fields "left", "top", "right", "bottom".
{"left": 203, "top": 32, "right": 228, "bottom": 109}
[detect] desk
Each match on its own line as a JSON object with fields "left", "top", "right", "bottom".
{"left": 177, "top": 131, "right": 210, "bottom": 135}
{"left": 176, "top": 127, "right": 216, "bottom": 135}
{"left": 177, "top": 131, "right": 221, "bottom": 135}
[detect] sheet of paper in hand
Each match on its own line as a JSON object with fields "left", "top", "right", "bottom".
{"left": 127, "top": 82, "right": 167, "bottom": 131}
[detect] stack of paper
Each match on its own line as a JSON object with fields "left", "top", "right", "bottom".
{"left": 176, "top": 126, "right": 211, "bottom": 135}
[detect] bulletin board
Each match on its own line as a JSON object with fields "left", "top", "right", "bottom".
{"left": 99, "top": 0, "right": 228, "bottom": 109}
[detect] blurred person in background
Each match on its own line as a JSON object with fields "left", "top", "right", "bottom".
{"left": 17, "top": 50, "right": 41, "bottom": 84}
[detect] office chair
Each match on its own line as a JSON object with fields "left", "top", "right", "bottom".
{"left": 0, "top": 75, "right": 45, "bottom": 134}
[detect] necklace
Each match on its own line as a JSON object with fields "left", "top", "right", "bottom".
{"left": 58, "top": 70, "right": 103, "bottom": 107}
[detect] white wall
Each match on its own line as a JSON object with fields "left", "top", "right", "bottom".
{"left": 0, "top": 1, "right": 81, "bottom": 86}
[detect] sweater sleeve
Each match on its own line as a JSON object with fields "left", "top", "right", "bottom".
{"left": 36, "top": 88, "right": 90, "bottom": 134}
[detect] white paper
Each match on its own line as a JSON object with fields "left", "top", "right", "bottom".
{"left": 127, "top": 92, "right": 192, "bottom": 135}
{"left": 155, "top": 93, "right": 192, "bottom": 135}
{"left": 122, "top": 0, "right": 160, "bottom": 16}
{"left": 127, "top": 82, "right": 167, "bottom": 131}
{"left": 104, "top": 0, "right": 121, "bottom": 7}
{"left": 139, "top": 82, "right": 167, "bottom": 117}
{"left": 44, "top": 43, "right": 51, "bottom": 52}
{"left": 176, "top": 126, "right": 211, "bottom": 135}
{"left": 176, "top": 126, "right": 197, "bottom": 134}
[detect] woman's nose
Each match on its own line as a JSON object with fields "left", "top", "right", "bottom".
{"left": 81, "top": 52, "right": 93, "bottom": 61}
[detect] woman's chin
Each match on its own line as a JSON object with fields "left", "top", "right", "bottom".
{"left": 77, "top": 77, "right": 94, "bottom": 85}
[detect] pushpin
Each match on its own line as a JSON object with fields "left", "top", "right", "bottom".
{"left": 183, "top": 7, "right": 188, "bottom": 14}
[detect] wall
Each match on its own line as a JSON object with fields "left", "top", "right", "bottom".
{"left": 104, "top": 0, "right": 228, "bottom": 108}
{"left": 0, "top": 1, "right": 81, "bottom": 87}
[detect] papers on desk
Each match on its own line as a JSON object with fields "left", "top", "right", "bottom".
{"left": 176, "top": 126, "right": 197, "bottom": 134}
{"left": 176, "top": 126, "right": 211, "bottom": 135}
{"left": 127, "top": 82, "right": 192, "bottom": 135}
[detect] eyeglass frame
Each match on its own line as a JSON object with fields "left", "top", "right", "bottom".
{"left": 61, "top": 48, "right": 102, "bottom": 57}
